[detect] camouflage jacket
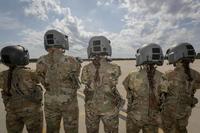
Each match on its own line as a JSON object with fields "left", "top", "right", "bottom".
{"left": 36, "top": 50, "right": 81, "bottom": 103}
{"left": 163, "top": 64, "right": 200, "bottom": 118}
{"left": 123, "top": 68, "right": 166, "bottom": 123}
{"left": 81, "top": 58, "right": 123, "bottom": 115}
{"left": 0, "top": 67, "right": 43, "bottom": 112}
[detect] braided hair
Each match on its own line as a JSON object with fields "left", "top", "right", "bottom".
{"left": 146, "top": 65, "right": 156, "bottom": 91}
{"left": 92, "top": 56, "right": 101, "bottom": 82}
{"left": 146, "top": 64, "right": 159, "bottom": 111}
{"left": 6, "top": 67, "right": 15, "bottom": 96}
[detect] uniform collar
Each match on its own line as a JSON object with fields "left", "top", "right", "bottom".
{"left": 174, "top": 62, "right": 185, "bottom": 72}
{"left": 92, "top": 57, "right": 107, "bottom": 68}
{"left": 100, "top": 57, "right": 107, "bottom": 63}
{"left": 47, "top": 49, "right": 64, "bottom": 61}
{"left": 49, "top": 49, "right": 63, "bottom": 54}
{"left": 48, "top": 49, "right": 64, "bottom": 56}
{"left": 138, "top": 67, "right": 147, "bottom": 73}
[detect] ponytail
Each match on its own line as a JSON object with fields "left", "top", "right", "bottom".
{"left": 6, "top": 67, "right": 15, "bottom": 96}
{"left": 146, "top": 64, "right": 158, "bottom": 111}
{"left": 182, "top": 61, "right": 193, "bottom": 82}
{"left": 146, "top": 65, "right": 156, "bottom": 91}
{"left": 92, "top": 56, "right": 101, "bottom": 82}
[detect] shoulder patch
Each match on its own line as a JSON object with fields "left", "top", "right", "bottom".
{"left": 37, "top": 55, "right": 47, "bottom": 63}
{"left": 66, "top": 56, "right": 76, "bottom": 63}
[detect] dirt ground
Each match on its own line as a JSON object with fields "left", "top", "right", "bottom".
{"left": 0, "top": 60, "right": 199, "bottom": 133}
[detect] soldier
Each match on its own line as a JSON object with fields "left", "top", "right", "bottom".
{"left": 36, "top": 29, "right": 81, "bottom": 133}
{"left": 161, "top": 43, "right": 200, "bottom": 133}
{"left": 81, "top": 36, "right": 125, "bottom": 133}
{"left": 123, "top": 43, "right": 166, "bottom": 133}
{"left": 0, "top": 45, "right": 43, "bottom": 133}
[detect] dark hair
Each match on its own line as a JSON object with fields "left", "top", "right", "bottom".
{"left": 92, "top": 56, "right": 101, "bottom": 82}
{"left": 6, "top": 67, "right": 15, "bottom": 96}
{"left": 182, "top": 60, "right": 193, "bottom": 82}
{"left": 146, "top": 64, "right": 158, "bottom": 110}
{"left": 146, "top": 65, "right": 156, "bottom": 92}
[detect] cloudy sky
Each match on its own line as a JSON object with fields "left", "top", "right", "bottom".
{"left": 0, "top": 0, "right": 200, "bottom": 58}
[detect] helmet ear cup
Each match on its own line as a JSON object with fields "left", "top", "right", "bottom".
{"left": 1, "top": 55, "right": 11, "bottom": 64}
{"left": 1, "top": 45, "right": 29, "bottom": 67}
{"left": 136, "top": 43, "right": 164, "bottom": 66}
{"left": 44, "top": 30, "right": 69, "bottom": 51}
{"left": 165, "top": 43, "right": 196, "bottom": 64}
{"left": 87, "top": 36, "right": 112, "bottom": 58}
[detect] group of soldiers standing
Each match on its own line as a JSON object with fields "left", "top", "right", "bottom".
{"left": 0, "top": 29, "right": 200, "bottom": 133}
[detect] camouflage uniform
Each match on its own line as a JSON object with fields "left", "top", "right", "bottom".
{"left": 0, "top": 67, "right": 43, "bottom": 133}
{"left": 36, "top": 50, "right": 81, "bottom": 133}
{"left": 123, "top": 68, "right": 166, "bottom": 133}
{"left": 81, "top": 58, "right": 123, "bottom": 133}
{"left": 161, "top": 63, "right": 200, "bottom": 133}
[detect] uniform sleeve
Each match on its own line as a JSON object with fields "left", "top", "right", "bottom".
{"left": 30, "top": 70, "right": 40, "bottom": 84}
{"left": 74, "top": 59, "right": 81, "bottom": 77}
{"left": 0, "top": 71, "right": 11, "bottom": 105}
{"left": 123, "top": 72, "right": 137, "bottom": 92}
{"left": 158, "top": 74, "right": 169, "bottom": 94}
{"left": 193, "top": 71, "right": 200, "bottom": 90}
{"left": 116, "top": 65, "right": 121, "bottom": 78}
{"left": 0, "top": 72, "right": 3, "bottom": 89}
{"left": 112, "top": 65, "right": 121, "bottom": 83}
{"left": 23, "top": 69, "right": 43, "bottom": 104}
{"left": 18, "top": 69, "right": 39, "bottom": 89}
{"left": 36, "top": 57, "right": 46, "bottom": 86}
{"left": 67, "top": 56, "right": 81, "bottom": 77}
{"left": 122, "top": 74, "right": 130, "bottom": 92}
{"left": 30, "top": 71, "right": 43, "bottom": 104}
{"left": 123, "top": 73, "right": 135, "bottom": 101}
{"left": 81, "top": 66, "right": 89, "bottom": 85}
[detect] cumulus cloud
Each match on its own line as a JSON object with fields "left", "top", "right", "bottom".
{"left": 0, "top": 29, "right": 46, "bottom": 58}
{"left": 17, "top": 0, "right": 102, "bottom": 57}
{"left": 0, "top": 12, "right": 24, "bottom": 30}
{"left": 20, "top": 0, "right": 65, "bottom": 20}
{"left": 97, "top": 1, "right": 103, "bottom": 6}
{"left": 7, "top": 4, "right": 97, "bottom": 57}
{"left": 1, "top": 0, "right": 200, "bottom": 58}
{"left": 97, "top": 0, "right": 200, "bottom": 54}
